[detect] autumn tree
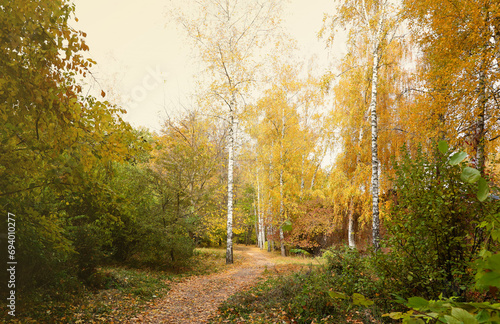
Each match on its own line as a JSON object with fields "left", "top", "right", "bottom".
{"left": 321, "top": 0, "right": 404, "bottom": 249}
{"left": 246, "top": 62, "right": 325, "bottom": 255}
{"left": 403, "top": 0, "right": 500, "bottom": 172}
{"left": 0, "top": 0, "right": 146, "bottom": 289}
{"left": 141, "top": 111, "right": 226, "bottom": 262}
{"left": 176, "top": 0, "right": 282, "bottom": 263}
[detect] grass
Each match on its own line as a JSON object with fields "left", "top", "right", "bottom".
{"left": 5, "top": 247, "right": 227, "bottom": 323}
{"left": 209, "top": 264, "right": 340, "bottom": 324}
{"left": 263, "top": 249, "right": 324, "bottom": 267}
{"left": 210, "top": 247, "right": 391, "bottom": 324}
{"left": 4, "top": 245, "right": 327, "bottom": 323}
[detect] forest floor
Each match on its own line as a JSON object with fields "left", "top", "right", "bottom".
{"left": 5, "top": 245, "right": 318, "bottom": 323}
{"left": 128, "top": 245, "right": 316, "bottom": 323}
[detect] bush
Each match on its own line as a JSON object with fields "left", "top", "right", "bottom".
{"left": 377, "top": 145, "right": 491, "bottom": 300}
{"left": 129, "top": 223, "right": 195, "bottom": 268}
{"left": 213, "top": 247, "right": 398, "bottom": 324}
{"left": 214, "top": 267, "right": 340, "bottom": 323}
{"left": 71, "top": 223, "right": 108, "bottom": 285}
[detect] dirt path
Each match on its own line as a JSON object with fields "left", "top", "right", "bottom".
{"left": 129, "top": 245, "right": 274, "bottom": 324}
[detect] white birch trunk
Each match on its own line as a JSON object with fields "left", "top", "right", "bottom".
{"left": 267, "top": 146, "right": 274, "bottom": 252}
{"left": 259, "top": 194, "right": 265, "bottom": 250}
{"left": 309, "top": 162, "right": 321, "bottom": 192}
{"left": 259, "top": 214, "right": 265, "bottom": 249}
{"left": 348, "top": 198, "right": 356, "bottom": 249}
{"left": 279, "top": 106, "right": 286, "bottom": 256}
{"left": 257, "top": 168, "right": 264, "bottom": 249}
{"left": 254, "top": 204, "right": 258, "bottom": 247}
{"left": 279, "top": 168, "right": 286, "bottom": 256}
{"left": 279, "top": 227, "right": 285, "bottom": 256}
{"left": 370, "top": 33, "right": 381, "bottom": 251}
{"left": 226, "top": 112, "right": 235, "bottom": 264}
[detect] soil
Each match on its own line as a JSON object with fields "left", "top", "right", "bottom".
{"left": 128, "top": 245, "right": 274, "bottom": 324}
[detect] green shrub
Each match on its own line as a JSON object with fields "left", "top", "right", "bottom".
{"left": 214, "top": 268, "right": 340, "bottom": 323}
{"left": 214, "top": 248, "right": 397, "bottom": 324}
{"left": 71, "top": 223, "right": 108, "bottom": 285}
{"left": 378, "top": 145, "right": 488, "bottom": 300}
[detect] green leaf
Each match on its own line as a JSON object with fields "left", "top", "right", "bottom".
{"left": 444, "top": 315, "right": 465, "bottom": 324}
{"left": 281, "top": 219, "right": 292, "bottom": 232}
{"left": 406, "top": 319, "right": 426, "bottom": 324}
{"left": 407, "top": 297, "right": 429, "bottom": 309}
{"left": 450, "top": 307, "right": 478, "bottom": 324}
{"left": 461, "top": 167, "right": 481, "bottom": 183}
{"left": 352, "top": 293, "right": 374, "bottom": 306}
{"left": 329, "top": 291, "right": 347, "bottom": 299}
{"left": 438, "top": 140, "right": 449, "bottom": 154}
{"left": 487, "top": 254, "right": 500, "bottom": 270}
{"left": 477, "top": 177, "right": 489, "bottom": 202}
{"left": 384, "top": 312, "right": 405, "bottom": 319}
{"left": 449, "top": 151, "right": 468, "bottom": 165}
{"left": 492, "top": 230, "right": 500, "bottom": 241}
{"left": 476, "top": 271, "right": 500, "bottom": 289}
{"left": 476, "top": 309, "right": 490, "bottom": 322}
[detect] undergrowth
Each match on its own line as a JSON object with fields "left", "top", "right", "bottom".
{"left": 2, "top": 247, "right": 226, "bottom": 323}
{"left": 210, "top": 246, "right": 401, "bottom": 324}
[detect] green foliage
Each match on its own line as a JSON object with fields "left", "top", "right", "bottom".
{"left": 214, "top": 267, "right": 342, "bottom": 323}
{"left": 290, "top": 248, "right": 311, "bottom": 257}
{"left": 323, "top": 246, "right": 375, "bottom": 296}
{"left": 71, "top": 223, "right": 107, "bottom": 284}
{"left": 0, "top": 0, "right": 150, "bottom": 300}
{"left": 0, "top": 0, "right": 201, "bottom": 310}
{"left": 234, "top": 183, "right": 258, "bottom": 245}
{"left": 385, "top": 294, "right": 500, "bottom": 323}
{"left": 214, "top": 247, "right": 396, "bottom": 323}
{"left": 383, "top": 142, "right": 500, "bottom": 323}
{"left": 378, "top": 144, "right": 491, "bottom": 299}
{"left": 328, "top": 291, "right": 375, "bottom": 307}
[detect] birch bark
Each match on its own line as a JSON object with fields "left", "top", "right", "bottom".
{"left": 369, "top": 37, "right": 381, "bottom": 251}
{"left": 226, "top": 112, "right": 235, "bottom": 264}
{"left": 362, "top": 0, "right": 384, "bottom": 251}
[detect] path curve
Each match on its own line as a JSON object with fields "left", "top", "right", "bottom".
{"left": 129, "top": 245, "right": 274, "bottom": 324}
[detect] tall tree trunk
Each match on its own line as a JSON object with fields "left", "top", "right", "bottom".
{"left": 226, "top": 112, "right": 235, "bottom": 264}
{"left": 279, "top": 227, "right": 285, "bottom": 256}
{"left": 254, "top": 196, "right": 259, "bottom": 247}
{"left": 370, "top": 24, "right": 382, "bottom": 252}
{"left": 348, "top": 197, "right": 356, "bottom": 249}
{"left": 279, "top": 106, "right": 286, "bottom": 256}
{"left": 257, "top": 168, "right": 264, "bottom": 249}
{"left": 309, "top": 162, "right": 321, "bottom": 192}
{"left": 476, "top": 59, "right": 487, "bottom": 174}
{"left": 279, "top": 167, "right": 286, "bottom": 256}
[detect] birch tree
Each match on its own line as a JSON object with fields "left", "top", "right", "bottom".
{"left": 403, "top": 0, "right": 500, "bottom": 172}
{"left": 176, "top": 0, "right": 282, "bottom": 263}
{"left": 321, "top": 0, "right": 401, "bottom": 250}
{"left": 247, "top": 62, "right": 325, "bottom": 255}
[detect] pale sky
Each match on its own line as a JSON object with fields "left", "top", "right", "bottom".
{"left": 72, "top": 0, "right": 340, "bottom": 132}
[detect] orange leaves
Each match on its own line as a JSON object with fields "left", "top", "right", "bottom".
{"left": 402, "top": 0, "right": 500, "bottom": 160}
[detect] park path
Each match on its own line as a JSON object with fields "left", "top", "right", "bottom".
{"left": 128, "top": 245, "right": 274, "bottom": 323}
